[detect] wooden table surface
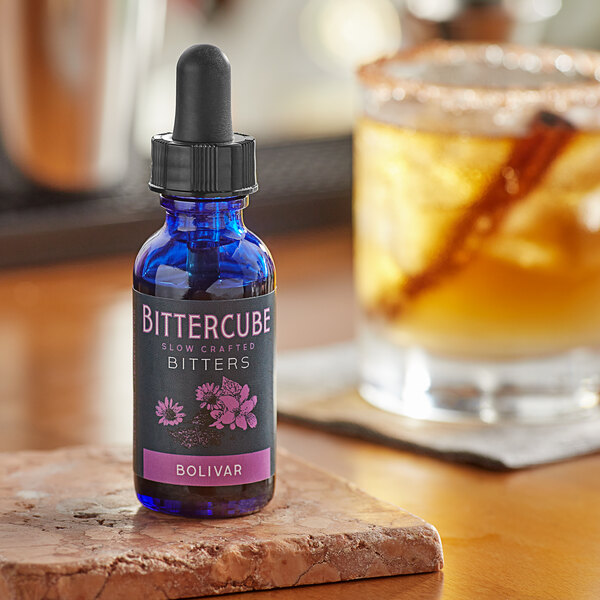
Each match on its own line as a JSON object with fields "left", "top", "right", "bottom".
{"left": 1, "top": 226, "right": 599, "bottom": 600}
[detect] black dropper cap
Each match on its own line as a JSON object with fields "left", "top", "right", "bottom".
{"left": 149, "top": 45, "right": 257, "bottom": 198}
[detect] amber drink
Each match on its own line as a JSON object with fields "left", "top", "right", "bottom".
{"left": 355, "top": 43, "right": 600, "bottom": 422}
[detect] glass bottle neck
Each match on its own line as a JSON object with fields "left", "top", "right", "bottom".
{"left": 160, "top": 195, "right": 248, "bottom": 232}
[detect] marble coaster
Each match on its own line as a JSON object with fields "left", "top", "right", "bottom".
{"left": 0, "top": 445, "right": 442, "bottom": 599}
{"left": 278, "top": 343, "right": 600, "bottom": 470}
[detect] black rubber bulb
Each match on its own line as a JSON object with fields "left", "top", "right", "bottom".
{"left": 172, "top": 44, "right": 234, "bottom": 144}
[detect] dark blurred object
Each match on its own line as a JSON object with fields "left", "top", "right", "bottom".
{"left": 0, "top": 0, "right": 165, "bottom": 192}
{"left": 401, "top": 0, "right": 560, "bottom": 45}
{"left": 402, "top": 0, "right": 514, "bottom": 44}
{"left": 0, "top": 135, "right": 351, "bottom": 267}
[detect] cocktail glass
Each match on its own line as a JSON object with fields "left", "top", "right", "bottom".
{"left": 355, "top": 42, "right": 600, "bottom": 422}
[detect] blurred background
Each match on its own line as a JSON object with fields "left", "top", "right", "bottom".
{"left": 1, "top": 5, "right": 600, "bottom": 597}
{"left": 1, "top": 0, "right": 600, "bottom": 267}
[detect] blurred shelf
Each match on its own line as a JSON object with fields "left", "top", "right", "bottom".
{"left": 0, "top": 136, "right": 352, "bottom": 268}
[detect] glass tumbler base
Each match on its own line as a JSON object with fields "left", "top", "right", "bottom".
{"left": 359, "top": 325, "right": 600, "bottom": 424}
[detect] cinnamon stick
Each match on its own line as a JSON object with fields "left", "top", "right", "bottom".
{"left": 382, "top": 111, "right": 576, "bottom": 317}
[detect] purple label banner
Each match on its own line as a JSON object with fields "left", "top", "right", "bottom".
{"left": 143, "top": 448, "right": 271, "bottom": 486}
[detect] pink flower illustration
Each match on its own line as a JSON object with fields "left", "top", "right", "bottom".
{"left": 209, "top": 379, "right": 258, "bottom": 431}
{"left": 195, "top": 382, "right": 222, "bottom": 410}
{"left": 208, "top": 401, "right": 228, "bottom": 429}
{"left": 155, "top": 396, "right": 186, "bottom": 426}
{"left": 221, "top": 376, "right": 242, "bottom": 396}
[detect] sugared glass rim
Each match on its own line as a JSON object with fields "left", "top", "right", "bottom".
{"left": 358, "top": 41, "right": 600, "bottom": 112}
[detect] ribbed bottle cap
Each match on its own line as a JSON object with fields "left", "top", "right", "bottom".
{"left": 149, "top": 45, "right": 257, "bottom": 198}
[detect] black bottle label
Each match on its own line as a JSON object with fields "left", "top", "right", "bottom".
{"left": 133, "top": 290, "right": 275, "bottom": 487}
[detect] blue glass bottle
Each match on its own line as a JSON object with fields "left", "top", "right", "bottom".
{"left": 134, "top": 195, "right": 275, "bottom": 517}
{"left": 134, "top": 44, "right": 275, "bottom": 517}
